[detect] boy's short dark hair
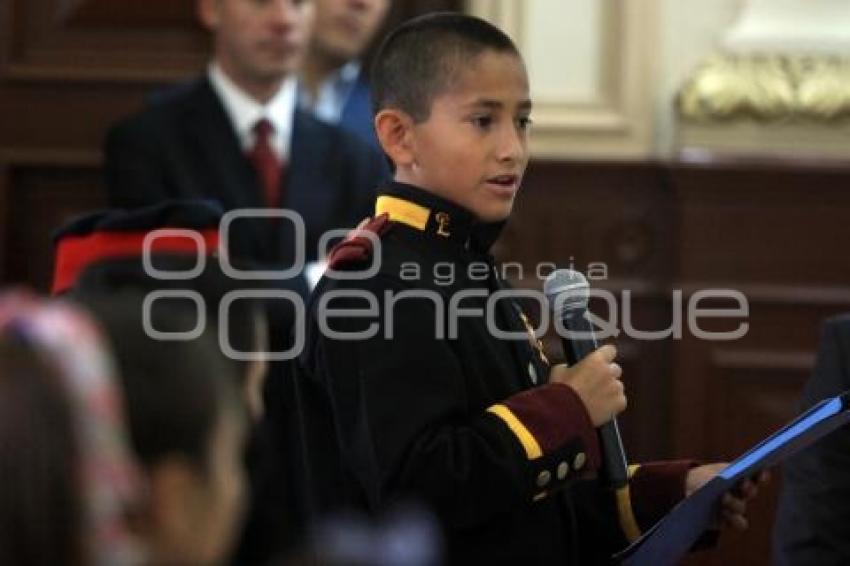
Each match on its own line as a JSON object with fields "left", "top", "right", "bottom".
{"left": 371, "top": 12, "right": 521, "bottom": 122}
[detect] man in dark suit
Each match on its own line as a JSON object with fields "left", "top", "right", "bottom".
{"left": 299, "top": 0, "right": 390, "bottom": 152}
{"left": 106, "top": 0, "right": 387, "bottom": 271}
{"left": 773, "top": 313, "right": 850, "bottom": 565}
{"left": 104, "top": 2, "right": 386, "bottom": 562}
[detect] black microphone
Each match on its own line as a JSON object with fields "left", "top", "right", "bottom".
{"left": 544, "top": 269, "right": 629, "bottom": 489}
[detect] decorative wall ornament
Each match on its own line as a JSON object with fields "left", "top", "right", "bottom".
{"left": 678, "top": 54, "right": 850, "bottom": 122}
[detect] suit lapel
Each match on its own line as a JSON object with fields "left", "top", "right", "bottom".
{"left": 289, "top": 111, "right": 340, "bottom": 255}
{"left": 182, "top": 78, "right": 275, "bottom": 258}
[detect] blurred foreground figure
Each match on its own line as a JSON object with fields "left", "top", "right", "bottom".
{"left": 79, "top": 293, "right": 250, "bottom": 565}
{"left": 773, "top": 314, "right": 850, "bottom": 565}
{"left": 0, "top": 293, "right": 143, "bottom": 566}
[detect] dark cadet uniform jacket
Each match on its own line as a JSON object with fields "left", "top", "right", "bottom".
{"left": 291, "top": 181, "right": 695, "bottom": 564}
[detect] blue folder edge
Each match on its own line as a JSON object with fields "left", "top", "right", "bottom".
{"left": 615, "top": 392, "right": 850, "bottom": 566}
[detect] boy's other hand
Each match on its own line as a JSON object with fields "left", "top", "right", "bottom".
{"left": 550, "top": 344, "right": 626, "bottom": 427}
{"left": 685, "top": 463, "right": 771, "bottom": 531}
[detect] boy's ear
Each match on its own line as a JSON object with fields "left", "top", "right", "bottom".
{"left": 375, "top": 109, "right": 416, "bottom": 168}
{"left": 197, "top": 0, "right": 220, "bottom": 30}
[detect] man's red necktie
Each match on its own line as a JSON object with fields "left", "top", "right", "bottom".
{"left": 247, "top": 118, "right": 284, "bottom": 208}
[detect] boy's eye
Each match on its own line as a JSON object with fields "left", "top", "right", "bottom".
{"left": 517, "top": 116, "right": 533, "bottom": 131}
{"left": 471, "top": 116, "right": 493, "bottom": 129}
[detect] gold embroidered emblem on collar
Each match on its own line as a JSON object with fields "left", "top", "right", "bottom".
{"left": 435, "top": 211, "right": 451, "bottom": 237}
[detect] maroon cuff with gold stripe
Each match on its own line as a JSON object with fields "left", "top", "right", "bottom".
{"left": 629, "top": 460, "right": 699, "bottom": 531}
{"left": 489, "top": 382, "right": 600, "bottom": 468}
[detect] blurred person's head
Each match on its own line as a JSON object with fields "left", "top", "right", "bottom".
{"left": 371, "top": 13, "right": 530, "bottom": 223}
{"left": 0, "top": 293, "right": 144, "bottom": 566}
{"left": 0, "top": 340, "right": 84, "bottom": 566}
{"left": 198, "top": 0, "right": 316, "bottom": 102}
{"left": 310, "top": 0, "right": 390, "bottom": 66}
{"left": 73, "top": 254, "right": 270, "bottom": 421}
{"left": 83, "top": 294, "right": 249, "bottom": 565}
{"left": 52, "top": 201, "right": 270, "bottom": 421}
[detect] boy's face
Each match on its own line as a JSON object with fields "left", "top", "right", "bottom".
{"left": 404, "top": 51, "right": 531, "bottom": 223}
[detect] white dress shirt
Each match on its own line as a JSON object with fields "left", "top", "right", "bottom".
{"left": 208, "top": 63, "right": 297, "bottom": 161}
{"left": 298, "top": 61, "right": 362, "bottom": 125}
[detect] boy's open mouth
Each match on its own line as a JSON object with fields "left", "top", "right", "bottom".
{"left": 486, "top": 174, "right": 519, "bottom": 187}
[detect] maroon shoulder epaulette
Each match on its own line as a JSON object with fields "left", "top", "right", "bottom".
{"left": 327, "top": 213, "right": 392, "bottom": 270}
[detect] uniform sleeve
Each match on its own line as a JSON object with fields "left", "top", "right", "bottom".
{"left": 563, "top": 460, "right": 698, "bottom": 562}
{"left": 616, "top": 460, "right": 698, "bottom": 541}
{"left": 309, "top": 280, "right": 602, "bottom": 530}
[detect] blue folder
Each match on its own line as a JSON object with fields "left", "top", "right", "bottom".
{"left": 615, "top": 392, "right": 850, "bottom": 565}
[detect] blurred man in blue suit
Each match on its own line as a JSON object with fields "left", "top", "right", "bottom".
{"left": 298, "top": 0, "right": 390, "bottom": 151}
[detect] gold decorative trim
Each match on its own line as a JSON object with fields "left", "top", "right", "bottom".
{"left": 678, "top": 54, "right": 850, "bottom": 122}
{"left": 615, "top": 464, "right": 642, "bottom": 543}
{"left": 486, "top": 404, "right": 543, "bottom": 460}
{"left": 375, "top": 196, "right": 430, "bottom": 231}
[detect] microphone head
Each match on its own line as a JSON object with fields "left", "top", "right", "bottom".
{"left": 544, "top": 269, "right": 590, "bottom": 313}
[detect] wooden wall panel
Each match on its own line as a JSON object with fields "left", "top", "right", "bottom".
{"left": 67, "top": 0, "right": 197, "bottom": 26}
{"left": 504, "top": 160, "right": 676, "bottom": 282}
{"left": 671, "top": 162, "right": 850, "bottom": 286}
{"left": 0, "top": 0, "right": 206, "bottom": 295}
{"left": 2, "top": 160, "right": 105, "bottom": 291}
{"left": 1, "top": 0, "right": 207, "bottom": 82}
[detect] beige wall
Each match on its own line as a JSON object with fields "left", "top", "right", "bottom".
{"left": 656, "top": 0, "right": 743, "bottom": 155}
{"left": 470, "top": 0, "right": 850, "bottom": 159}
{"left": 469, "top": 0, "right": 745, "bottom": 158}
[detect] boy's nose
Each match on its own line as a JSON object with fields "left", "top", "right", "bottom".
{"left": 497, "top": 125, "right": 527, "bottom": 163}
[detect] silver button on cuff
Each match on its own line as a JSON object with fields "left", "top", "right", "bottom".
{"left": 536, "top": 470, "right": 552, "bottom": 488}
{"left": 573, "top": 452, "right": 587, "bottom": 471}
{"left": 557, "top": 461, "right": 569, "bottom": 480}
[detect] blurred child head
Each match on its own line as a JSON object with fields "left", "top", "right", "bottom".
{"left": 84, "top": 294, "right": 249, "bottom": 564}
{"left": 0, "top": 340, "right": 84, "bottom": 566}
{"left": 0, "top": 293, "right": 145, "bottom": 566}
{"left": 371, "top": 13, "right": 531, "bottom": 222}
{"left": 74, "top": 254, "right": 269, "bottom": 421}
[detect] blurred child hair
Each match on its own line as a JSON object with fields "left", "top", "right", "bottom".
{"left": 0, "top": 340, "right": 85, "bottom": 566}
